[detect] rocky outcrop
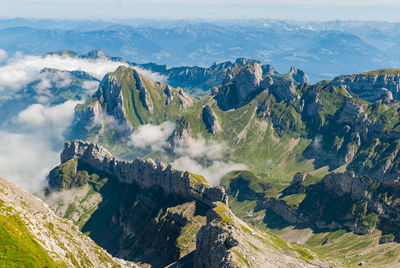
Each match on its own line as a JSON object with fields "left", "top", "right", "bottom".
{"left": 265, "top": 171, "right": 400, "bottom": 236}
{"left": 0, "top": 177, "right": 136, "bottom": 267}
{"left": 257, "top": 198, "right": 308, "bottom": 225}
{"left": 266, "top": 76, "right": 299, "bottom": 101}
{"left": 178, "top": 88, "right": 193, "bottom": 109}
{"left": 194, "top": 202, "right": 318, "bottom": 268}
{"left": 194, "top": 207, "right": 238, "bottom": 268}
{"left": 327, "top": 72, "right": 400, "bottom": 102}
{"left": 164, "top": 85, "right": 173, "bottom": 105}
{"left": 97, "top": 73, "right": 127, "bottom": 125}
{"left": 214, "top": 63, "right": 306, "bottom": 110}
{"left": 202, "top": 105, "right": 221, "bottom": 134}
{"left": 133, "top": 69, "right": 154, "bottom": 114}
{"left": 61, "top": 140, "right": 227, "bottom": 207}
{"left": 74, "top": 100, "right": 102, "bottom": 125}
{"left": 288, "top": 66, "right": 310, "bottom": 84}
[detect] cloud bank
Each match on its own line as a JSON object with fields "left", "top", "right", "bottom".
{"left": 0, "top": 100, "right": 79, "bottom": 193}
{"left": 133, "top": 66, "right": 168, "bottom": 83}
{"left": 129, "top": 122, "right": 247, "bottom": 185}
{"left": 0, "top": 52, "right": 128, "bottom": 91}
{"left": 130, "top": 121, "right": 175, "bottom": 151}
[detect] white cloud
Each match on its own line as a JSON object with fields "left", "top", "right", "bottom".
{"left": 129, "top": 121, "right": 175, "bottom": 151}
{"left": 82, "top": 80, "right": 100, "bottom": 92}
{"left": 133, "top": 66, "right": 168, "bottom": 83}
{"left": 312, "top": 134, "right": 322, "bottom": 150}
{"left": 173, "top": 135, "right": 226, "bottom": 161}
{"left": 172, "top": 156, "right": 247, "bottom": 186}
{"left": 0, "top": 131, "right": 59, "bottom": 193}
{"left": 0, "top": 49, "right": 7, "bottom": 63}
{"left": 129, "top": 121, "right": 247, "bottom": 185}
{"left": 35, "top": 71, "right": 72, "bottom": 91}
{"left": 0, "top": 52, "right": 128, "bottom": 91}
{"left": 0, "top": 100, "right": 80, "bottom": 193}
{"left": 17, "top": 101, "right": 79, "bottom": 139}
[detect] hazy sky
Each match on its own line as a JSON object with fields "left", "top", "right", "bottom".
{"left": 2, "top": 0, "right": 400, "bottom": 21}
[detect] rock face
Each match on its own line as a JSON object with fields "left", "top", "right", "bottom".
{"left": 202, "top": 105, "right": 221, "bottom": 134}
{"left": 214, "top": 63, "right": 306, "bottom": 110}
{"left": 133, "top": 69, "right": 154, "bottom": 114}
{"left": 327, "top": 72, "right": 400, "bottom": 102}
{"left": 214, "top": 63, "right": 263, "bottom": 110}
{"left": 288, "top": 67, "right": 310, "bottom": 84}
{"left": 260, "top": 171, "right": 400, "bottom": 237}
{"left": 61, "top": 140, "right": 227, "bottom": 207}
{"left": 194, "top": 202, "right": 318, "bottom": 268}
{"left": 0, "top": 177, "right": 136, "bottom": 267}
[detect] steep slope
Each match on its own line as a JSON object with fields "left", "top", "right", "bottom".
{"left": 46, "top": 140, "right": 324, "bottom": 267}
{"left": 0, "top": 176, "right": 136, "bottom": 267}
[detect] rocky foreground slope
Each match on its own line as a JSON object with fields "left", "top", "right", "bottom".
{"left": 46, "top": 140, "right": 325, "bottom": 267}
{"left": 0, "top": 176, "right": 136, "bottom": 267}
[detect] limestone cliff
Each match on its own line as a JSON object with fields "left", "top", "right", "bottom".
{"left": 59, "top": 140, "right": 227, "bottom": 207}
{"left": 202, "top": 105, "right": 221, "bottom": 134}
{"left": 258, "top": 171, "right": 400, "bottom": 238}
{"left": 326, "top": 70, "right": 400, "bottom": 102}
{"left": 213, "top": 63, "right": 305, "bottom": 110}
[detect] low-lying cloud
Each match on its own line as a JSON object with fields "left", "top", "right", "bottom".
{"left": 0, "top": 50, "right": 170, "bottom": 194}
{"left": 133, "top": 66, "right": 168, "bottom": 83}
{"left": 130, "top": 121, "right": 175, "bottom": 151}
{"left": 0, "top": 52, "right": 128, "bottom": 91}
{"left": 129, "top": 122, "right": 247, "bottom": 185}
{"left": 0, "top": 100, "right": 79, "bottom": 193}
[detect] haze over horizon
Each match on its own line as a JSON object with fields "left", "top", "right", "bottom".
{"left": 2, "top": 0, "right": 400, "bottom": 22}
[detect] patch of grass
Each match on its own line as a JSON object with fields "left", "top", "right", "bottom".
{"left": 231, "top": 249, "right": 250, "bottom": 267}
{"left": 0, "top": 210, "right": 63, "bottom": 267}
{"left": 281, "top": 193, "right": 306, "bottom": 208}
{"left": 188, "top": 172, "right": 209, "bottom": 186}
{"left": 322, "top": 229, "right": 347, "bottom": 244}
{"left": 213, "top": 202, "right": 233, "bottom": 226}
{"left": 362, "top": 69, "right": 400, "bottom": 76}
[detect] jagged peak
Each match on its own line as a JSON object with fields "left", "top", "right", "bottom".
{"left": 288, "top": 66, "right": 310, "bottom": 84}
{"left": 234, "top": 57, "right": 261, "bottom": 66}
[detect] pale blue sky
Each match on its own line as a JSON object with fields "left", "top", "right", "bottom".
{"left": 2, "top": 0, "right": 400, "bottom": 21}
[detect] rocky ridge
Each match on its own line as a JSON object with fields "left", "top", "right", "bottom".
{"left": 48, "top": 141, "right": 322, "bottom": 267}
{"left": 258, "top": 171, "right": 400, "bottom": 237}
{"left": 0, "top": 177, "right": 136, "bottom": 267}
{"left": 325, "top": 70, "right": 400, "bottom": 102}
{"left": 60, "top": 140, "right": 227, "bottom": 207}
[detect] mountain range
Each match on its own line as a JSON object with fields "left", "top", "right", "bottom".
{"left": 3, "top": 49, "right": 400, "bottom": 266}
{"left": 2, "top": 19, "right": 400, "bottom": 83}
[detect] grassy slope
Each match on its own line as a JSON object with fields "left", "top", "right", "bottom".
{"left": 0, "top": 201, "right": 61, "bottom": 267}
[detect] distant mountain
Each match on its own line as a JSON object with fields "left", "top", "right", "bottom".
{"left": 1, "top": 19, "right": 400, "bottom": 82}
